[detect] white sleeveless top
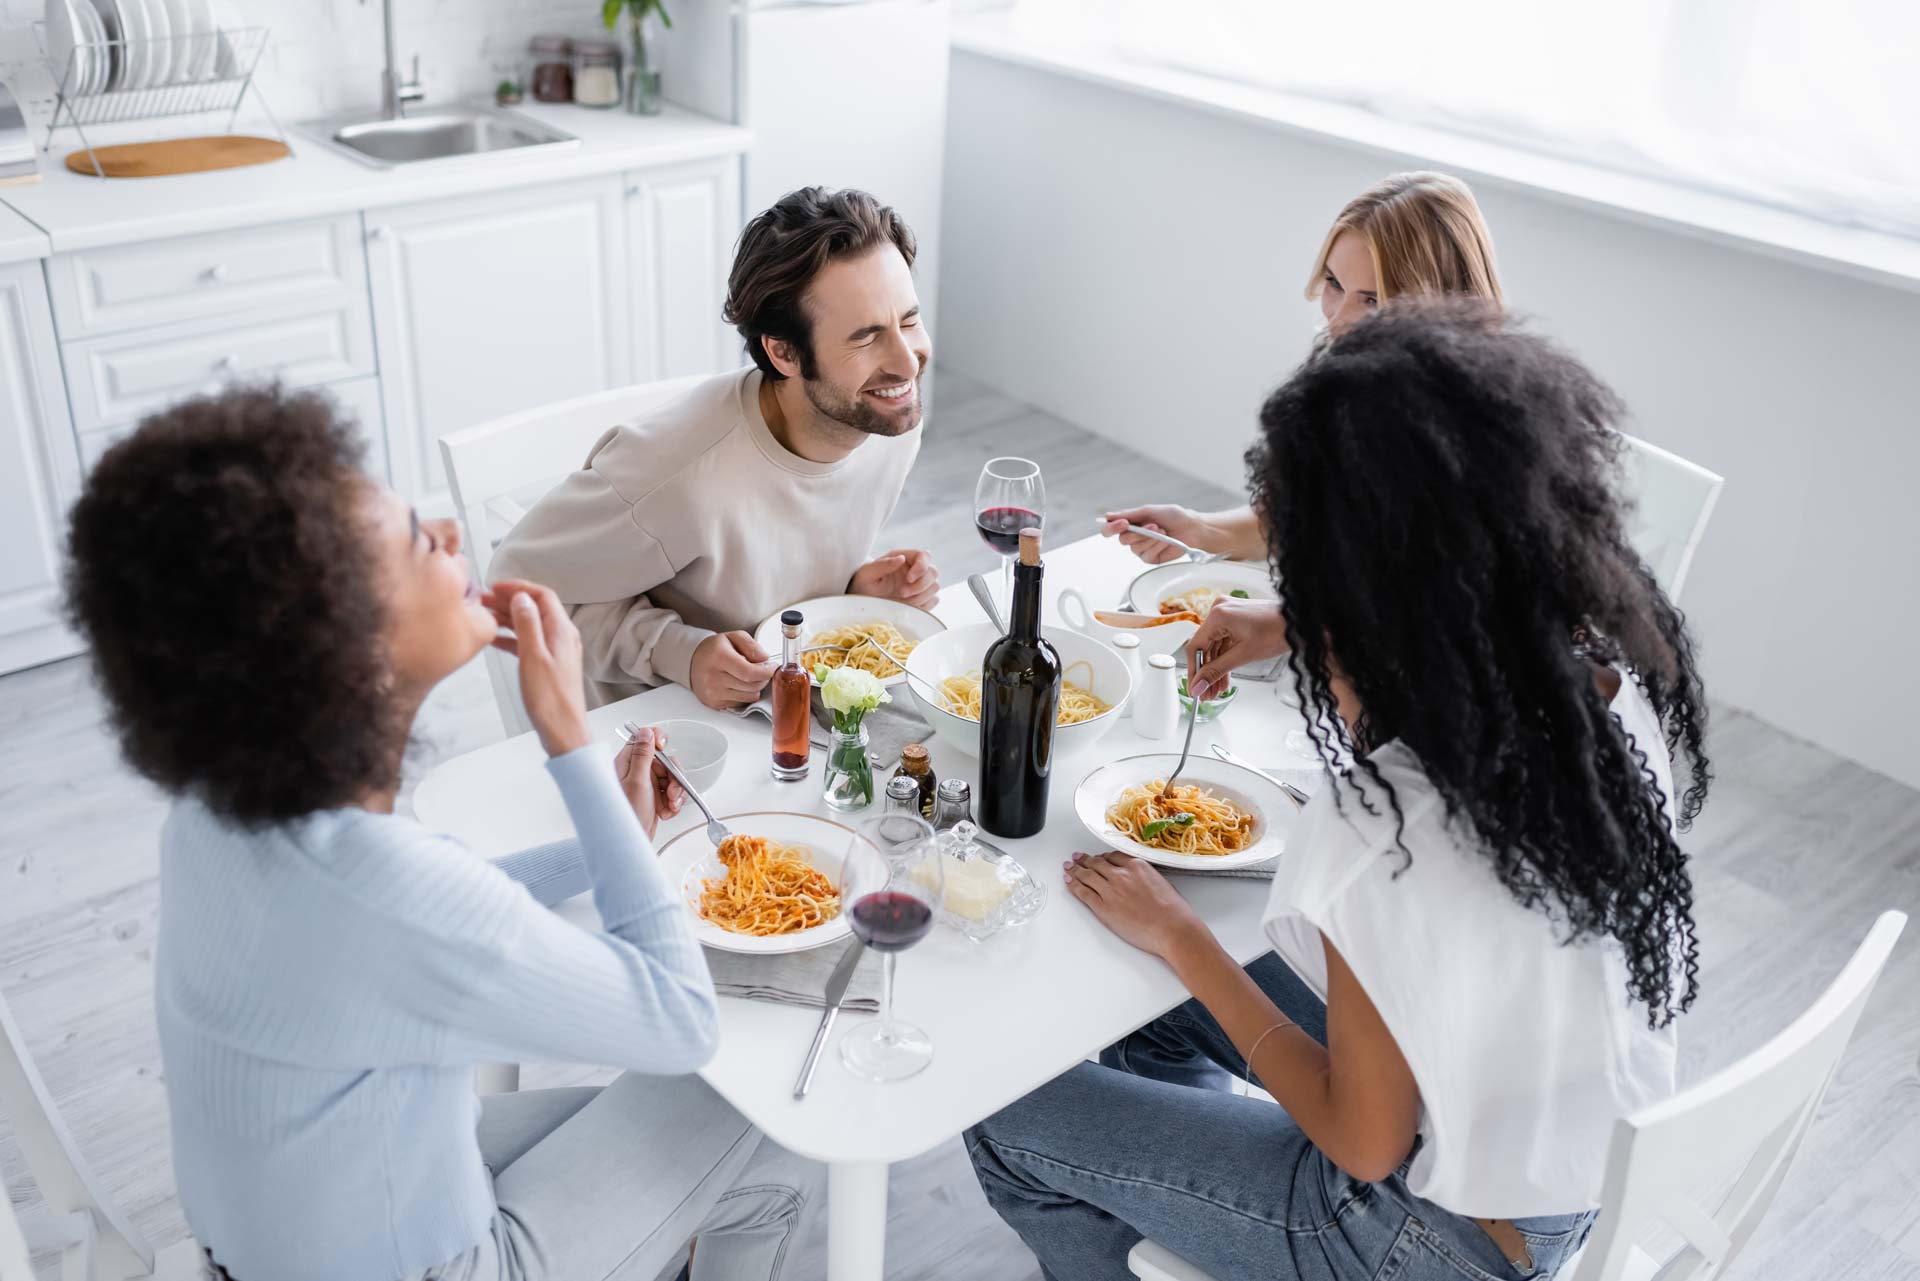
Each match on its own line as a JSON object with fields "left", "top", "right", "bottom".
{"left": 1262, "top": 672, "right": 1681, "bottom": 1218}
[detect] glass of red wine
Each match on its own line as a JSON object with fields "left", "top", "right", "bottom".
{"left": 975, "top": 457, "right": 1045, "bottom": 622}
{"left": 839, "top": 811, "right": 943, "bottom": 1082}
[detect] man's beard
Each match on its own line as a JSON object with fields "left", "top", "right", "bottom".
{"left": 803, "top": 370, "right": 922, "bottom": 438}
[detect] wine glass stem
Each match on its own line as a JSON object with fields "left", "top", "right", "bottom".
{"left": 879, "top": 951, "right": 898, "bottom": 1047}
{"left": 1002, "top": 554, "right": 1015, "bottom": 620}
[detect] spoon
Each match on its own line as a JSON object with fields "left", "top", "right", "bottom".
{"left": 1209, "top": 743, "right": 1312, "bottom": 809}
{"left": 1092, "top": 608, "right": 1202, "bottom": 628}
{"left": 625, "top": 720, "right": 730, "bottom": 846}
{"left": 968, "top": 572, "right": 1008, "bottom": 633}
{"left": 1120, "top": 523, "right": 1230, "bottom": 565}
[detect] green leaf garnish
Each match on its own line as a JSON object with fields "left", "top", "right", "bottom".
{"left": 1229, "top": 588, "right": 1250, "bottom": 598}
{"left": 1141, "top": 813, "right": 1197, "bottom": 840}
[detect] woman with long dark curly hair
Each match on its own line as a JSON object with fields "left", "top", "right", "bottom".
{"left": 966, "top": 299, "right": 1709, "bottom": 1281}
{"left": 65, "top": 386, "right": 820, "bottom": 1281}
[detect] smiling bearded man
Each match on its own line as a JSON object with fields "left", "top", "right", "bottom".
{"left": 488, "top": 186, "right": 939, "bottom": 711}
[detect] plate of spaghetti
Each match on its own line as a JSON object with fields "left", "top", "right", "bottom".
{"left": 1124, "top": 561, "right": 1276, "bottom": 620}
{"left": 657, "top": 812, "right": 872, "bottom": 953}
{"left": 754, "top": 597, "right": 945, "bottom": 689}
{"left": 1073, "top": 754, "right": 1296, "bottom": 870}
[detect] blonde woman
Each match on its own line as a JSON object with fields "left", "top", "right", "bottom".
{"left": 1102, "top": 171, "right": 1502, "bottom": 564}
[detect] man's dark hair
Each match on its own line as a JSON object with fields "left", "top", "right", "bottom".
{"left": 64, "top": 385, "right": 405, "bottom": 827}
{"left": 723, "top": 186, "right": 916, "bottom": 380}
{"left": 1250, "top": 297, "right": 1711, "bottom": 1027}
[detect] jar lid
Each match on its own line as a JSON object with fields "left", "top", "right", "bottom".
{"left": 574, "top": 37, "right": 620, "bottom": 55}
{"left": 781, "top": 609, "right": 803, "bottom": 626}
{"left": 938, "top": 777, "right": 970, "bottom": 799}
{"left": 1111, "top": 633, "right": 1141, "bottom": 649}
{"left": 530, "top": 34, "right": 572, "bottom": 53}
{"left": 900, "top": 743, "right": 930, "bottom": 770}
{"left": 1148, "top": 654, "right": 1176, "bottom": 669}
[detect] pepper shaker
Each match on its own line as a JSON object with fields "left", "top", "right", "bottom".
{"left": 1134, "top": 653, "right": 1180, "bottom": 741}
{"left": 1110, "top": 633, "right": 1142, "bottom": 719}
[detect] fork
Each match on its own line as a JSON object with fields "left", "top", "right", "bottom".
{"left": 1160, "top": 695, "right": 1201, "bottom": 799}
{"left": 624, "top": 721, "right": 731, "bottom": 846}
{"left": 1121, "top": 523, "right": 1231, "bottom": 565}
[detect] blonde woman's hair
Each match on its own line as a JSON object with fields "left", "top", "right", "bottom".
{"left": 1305, "top": 172, "right": 1502, "bottom": 305}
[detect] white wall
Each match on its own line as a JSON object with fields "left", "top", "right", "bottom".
{"left": 939, "top": 49, "right": 1920, "bottom": 790}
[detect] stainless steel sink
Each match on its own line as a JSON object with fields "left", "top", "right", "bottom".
{"left": 309, "top": 106, "right": 578, "bottom": 168}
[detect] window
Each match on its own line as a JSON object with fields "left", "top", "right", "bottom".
{"left": 1025, "top": 0, "right": 1920, "bottom": 238}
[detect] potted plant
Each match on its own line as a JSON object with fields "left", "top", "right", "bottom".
{"left": 601, "top": 0, "right": 669, "bottom": 115}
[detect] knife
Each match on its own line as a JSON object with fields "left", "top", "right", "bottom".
{"left": 793, "top": 938, "right": 866, "bottom": 1100}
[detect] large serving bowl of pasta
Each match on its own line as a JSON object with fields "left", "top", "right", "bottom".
{"left": 657, "top": 811, "right": 872, "bottom": 954}
{"left": 754, "top": 596, "right": 945, "bottom": 690}
{"left": 1074, "top": 754, "right": 1298, "bottom": 871}
{"left": 903, "top": 623, "right": 1133, "bottom": 764}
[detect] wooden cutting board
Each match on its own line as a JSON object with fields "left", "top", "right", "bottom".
{"left": 65, "top": 135, "right": 290, "bottom": 178}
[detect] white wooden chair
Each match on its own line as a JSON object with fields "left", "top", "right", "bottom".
{"left": 1617, "top": 433, "right": 1723, "bottom": 605}
{"left": 438, "top": 375, "right": 711, "bottom": 739}
{"left": 1128, "top": 910, "right": 1907, "bottom": 1281}
{"left": 0, "top": 989, "right": 202, "bottom": 1281}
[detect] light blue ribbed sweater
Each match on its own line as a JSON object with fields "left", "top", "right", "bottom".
{"left": 155, "top": 746, "right": 717, "bottom": 1281}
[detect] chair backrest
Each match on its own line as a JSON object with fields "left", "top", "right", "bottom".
{"left": 1616, "top": 432, "right": 1723, "bottom": 605}
{"left": 0, "top": 987, "right": 153, "bottom": 1281}
{"left": 1, "top": 1186, "right": 35, "bottom": 1281}
{"left": 1569, "top": 910, "right": 1907, "bottom": 1281}
{"left": 438, "top": 375, "right": 713, "bottom": 738}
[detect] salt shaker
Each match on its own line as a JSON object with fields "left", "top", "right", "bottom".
{"left": 1134, "top": 653, "right": 1180, "bottom": 741}
{"left": 1110, "top": 632, "right": 1142, "bottom": 719}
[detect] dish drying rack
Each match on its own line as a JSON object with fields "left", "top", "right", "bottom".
{"left": 33, "top": 23, "right": 290, "bottom": 177}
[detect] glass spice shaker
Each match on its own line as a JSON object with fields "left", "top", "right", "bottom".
{"left": 890, "top": 743, "right": 938, "bottom": 821}
{"left": 931, "top": 778, "right": 973, "bottom": 831}
{"left": 572, "top": 37, "right": 621, "bottom": 108}
{"left": 883, "top": 774, "right": 922, "bottom": 818}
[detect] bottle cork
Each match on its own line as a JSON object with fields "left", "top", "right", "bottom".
{"left": 1018, "top": 527, "right": 1041, "bottom": 566}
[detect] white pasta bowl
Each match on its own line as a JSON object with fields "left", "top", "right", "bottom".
{"left": 1072, "top": 754, "right": 1298, "bottom": 872}
{"left": 903, "top": 623, "right": 1133, "bottom": 764}
{"left": 754, "top": 595, "right": 946, "bottom": 690}
{"left": 656, "top": 811, "right": 868, "bottom": 954}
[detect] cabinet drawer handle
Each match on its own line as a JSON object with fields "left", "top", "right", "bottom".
{"left": 214, "top": 354, "right": 238, "bottom": 373}
{"left": 204, "top": 264, "right": 228, "bottom": 284}
{"left": 369, "top": 225, "right": 392, "bottom": 242}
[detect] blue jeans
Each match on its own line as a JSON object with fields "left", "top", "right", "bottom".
{"left": 966, "top": 953, "right": 1594, "bottom": 1281}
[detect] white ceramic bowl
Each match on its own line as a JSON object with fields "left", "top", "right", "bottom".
{"left": 655, "top": 719, "right": 729, "bottom": 794}
{"left": 1073, "top": 753, "right": 1299, "bottom": 872}
{"left": 903, "top": 623, "right": 1133, "bottom": 763}
{"left": 754, "top": 595, "right": 946, "bottom": 690}
{"left": 656, "top": 810, "right": 872, "bottom": 954}
{"left": 1123, "top": 560, "right": 1277, "bottom": 617}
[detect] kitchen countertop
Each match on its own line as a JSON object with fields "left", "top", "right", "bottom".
{"left": 0, "top": 198, "right": 51, "bottom": 264}
{"left": 0, "top": 101, "right": 751, "bottom": 255}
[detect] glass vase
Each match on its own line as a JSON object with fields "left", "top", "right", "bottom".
{"left": 822, "top": 722, "right": 874, "bottom": 812}
{"left": 625, "top": 11, "right": 664, "bottom": 115}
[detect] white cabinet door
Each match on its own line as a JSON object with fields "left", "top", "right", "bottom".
{"left": 625, "top": 157, "right": 742, "bottom": 381}
{"left": 0, "top": 261, "right": 85, "bottom": 675}
{"left": 364, "top": 179, "right": 632, "bottom": 509}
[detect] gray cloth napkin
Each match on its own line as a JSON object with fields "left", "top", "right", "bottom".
{"left": 811, "top": 691, "right": 933, "bottom": 771}
{"left": 703, "top": 942, "right": 881, "bottom": 1013}
{"left": 1168, "top": 765, "right": 1325, "bottom": 881}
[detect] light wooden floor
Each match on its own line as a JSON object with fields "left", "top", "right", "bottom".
{"left": 3, "top": 367, "right": 1917, "bottom": 1281}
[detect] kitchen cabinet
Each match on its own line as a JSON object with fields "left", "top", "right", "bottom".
{"left": 0, "top": 261, "right": 85, "bottom": 675}
{"left": 625, "top": 157, "right": 742, "bottom": 379}
{"left": 364, "top": 178, "right": 633, "bottom": 510}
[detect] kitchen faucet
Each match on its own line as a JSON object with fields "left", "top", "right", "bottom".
{"left": 362, "top": 0, "right": 425, "bottom": 118}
